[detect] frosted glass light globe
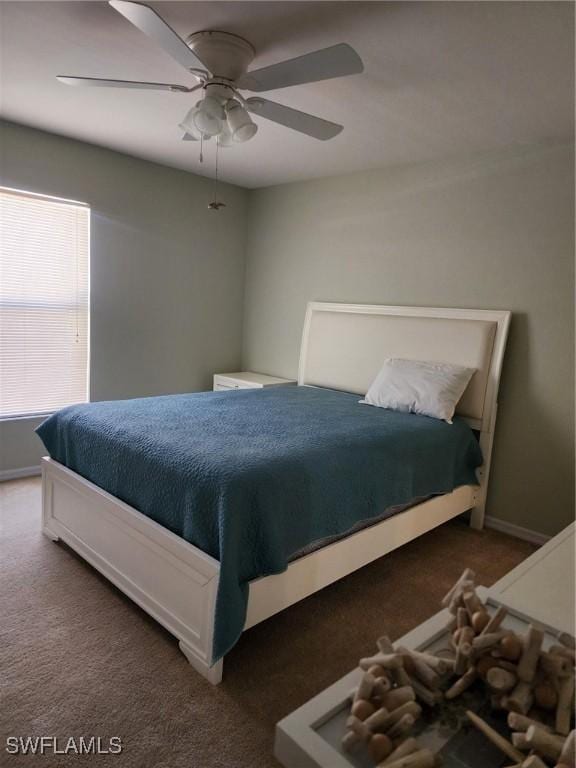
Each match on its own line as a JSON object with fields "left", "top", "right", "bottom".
{"left": 226, "top": 101, "right": 258, "bottom": 143}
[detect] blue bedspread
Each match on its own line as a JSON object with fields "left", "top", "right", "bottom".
{"left": 36, "top": 386, "right": 482, "bottom": 662}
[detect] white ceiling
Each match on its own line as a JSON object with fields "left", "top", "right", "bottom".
{"left": 0, "top": 1, "right": 573, "bottom": 189}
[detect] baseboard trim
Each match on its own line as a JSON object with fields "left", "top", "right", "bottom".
{"left": 485, "top": 515, "right": 550, "bottom": 546}
{"left": 0, "top": 466, "right": 41, "bottom": 482}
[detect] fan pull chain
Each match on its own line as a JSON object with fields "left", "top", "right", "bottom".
{"left": 214, "top": 138, "right": 220, "bottom": 198}
{"left": 208, "top": 138, "right": 226, "bottom": 210}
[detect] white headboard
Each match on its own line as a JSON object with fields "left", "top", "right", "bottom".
{"left": 298, "top": 303, "right": 511, "bottom": 432}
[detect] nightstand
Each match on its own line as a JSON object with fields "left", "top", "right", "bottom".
{"left": 213, "top": 371, "right": 296, "bottom": 392}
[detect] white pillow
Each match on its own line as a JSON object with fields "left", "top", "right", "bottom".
{"left": 361, "top": 358, "right": 475, "bottom": 423}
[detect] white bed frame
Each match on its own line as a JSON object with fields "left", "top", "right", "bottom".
{"left": 42, "top": 303, "right": 510, "bottom": 684}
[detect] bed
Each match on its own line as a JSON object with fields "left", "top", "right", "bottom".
{"left": 39, "top": 302, "right": 510, "bottom": 683}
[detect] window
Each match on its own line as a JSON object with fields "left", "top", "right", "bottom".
{"left": 0, "top": 187, "right": 90, "bottom": 419}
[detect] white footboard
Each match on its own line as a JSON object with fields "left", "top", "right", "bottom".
{"left": 42, "top": 458, "right": 223, "bottom": 684}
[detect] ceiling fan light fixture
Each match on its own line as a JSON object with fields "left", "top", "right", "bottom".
{"left": 179, "top": 105, "right": 206, "bottom": 140}
{"left": 193, "top": 111, "right": 222, "bottom": 137}
{"left": 202, "top": 94, "right": 225, "bottom": 120}
{"left": 193, "top": 95, "right": 225, "bottom": 136}
{"left": 226, "top": 101, "right": 258, "bottom": 143}
{"left": 217, "top": 125, "right": 235, "bottom": 147}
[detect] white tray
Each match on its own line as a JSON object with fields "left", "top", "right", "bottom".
{"left": 274, "top": 589, "right": 564, "bottom": 768}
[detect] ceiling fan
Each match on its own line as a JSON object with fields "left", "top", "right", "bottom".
{"left": 57, "top": 0, "right": 364, "bottom": 146}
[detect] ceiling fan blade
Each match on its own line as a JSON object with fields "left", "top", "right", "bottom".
{"left": 109, "top": 0, "right": 208, "bottom": 74}
{"left": 57, "top": 75, "right": 192, "bottom": 92}
{"left": 246, "top": 98, "right": 342, "bottom": 140}
{"left": 237, "top": 43, "right": 363, "bottom": 92}
{"left": 181, "top": 133, "right": 198, "bottom": 142}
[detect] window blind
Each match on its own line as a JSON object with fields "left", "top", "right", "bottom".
{"left": 0, "top": 187, "right": 90, "bottom": 419}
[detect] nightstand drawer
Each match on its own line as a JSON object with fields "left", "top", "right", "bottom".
{"left": 213, "top": 376, "right": 253, "bottom": 391}
{"left": 214, "top": 381, "right": 242, "bottom": 391}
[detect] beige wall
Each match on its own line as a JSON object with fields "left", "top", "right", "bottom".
{"left": 243, "top": 143, "right": 575, "bottom": 537}
{"left": 0, "top": 120, "right": 248, "bottom": 474}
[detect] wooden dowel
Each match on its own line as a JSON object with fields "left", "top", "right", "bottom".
{"left": 351, "top": 699, "right": 376, "bottom": 721}
{"left": 365, "top": 707, "right": 393, "bottom": 732}
{"left": 448, "top": 581, "right": 475, "bottom": 615}
{"left": 471, "top": 610, "right": 490, "bottom": 633}
{"left": 455, "top": 626, "right": 474, "bottom": 675}
{"left": 354, "top": 672, "right": 375, "bottom": 702}
{"left": 374, "top": 677, "right": 393, "bottom": 697}
{"left": 520, "top": 756, "right": 548, "bottom": 768}
{"left": 480, "top": 604, "right": 508, "bottom": 636}
{"left": 380, "top": 686, "right": 416, "bottom": 711}
{"left": 558, "top": 729, "right": 575, "bottom": 766}
{"left": 534, "top": 681, "right": 558, "bottom": 711}
{"left": 525, "top": 725, "right": 566, "bottom": 761}
{"left": 556, "top": 673, "right": 575, "bottom": 736}
{"left": 378, "top": 635, "right": 395, "bottom": 653}
{"left": 392, "top": 666, "right": 413, "bottom": 687}
{"left": 462, "top": 588, "right": 485, "bottom": 620}
{"left": 360, "top": 653, "right": 404, "bottom": 671}
{"left": 507, "top": 712, "right": 553, "bottom": 734}
{"left": 397, "top": 647, "right": 441, "bottom": 689}
{"left": 366, "top": 701, "right": 421, "bottom": 734}
{"left": 408, "top": 676, "right": 442, "bottom": 707}
{"left": 347, "top": 715, "right": 371, "bottom": 742}
{"left": 517, "top": 626, "right": 544, "bottom": 684}
{"left": 379, "top": 737, "right": 418, "bottom": 766}
{"left": 465, "top": 710, "right": 525, "bottom": 763}
{"left": 540, "top": 650, "right": 573, "bottom": 678}
{"left": 457, "top": 606, "right": 470, "bottom": 629}
{"left": 406, "top": 648, "right": 453, "bottom": 674}
{"left": 499, "top": 634, "right": 523, "bottom": 661}
{"left": 445, "top": 667, "right": 477, "bottom": 699}
{"left": 473, "top": 631, "right": 508, "bottom": 653}
{"left": 441, "top": 568, "right": 475, "bottom": 608}
{"left": 510, "top": 732, "right": 530, "bottom": 750}
{"left": 486, "top": 666, "right": 517, "bottom": 693}
{"left": 369, "top": 733, "right": 393, "bottom": 763}
{"left": 386, "top": 713, "right": 415, "bottom": 739}
{"left": 507, "top": 681, "right": 534, "bottom": 715}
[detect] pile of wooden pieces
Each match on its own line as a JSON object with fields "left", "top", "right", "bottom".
{"left": 443, "top": 569, "right": 575, "bottom": 767}
{"left": 341, "top": 633, "right": 438, "bottom": 766}
{"left": 341, "top": 629, "right": 453, "bottom": 766}
{"left": 342, "top": 568, "right": 575, "bottom": 768}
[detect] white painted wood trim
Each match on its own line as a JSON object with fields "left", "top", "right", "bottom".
{"left": 485, "top": 515, "right": 552, "bottom": 546}
{"left": 0, "top": 465, "right": 41, "bottom": 482}
{"left": 42, "top": 457, "right": 223, "bottom": 684}
{"left": 42, "top": 457, "right": 476, "bottom": 683}
{"left": 298, "top": 302, "right": 510, "bottom": 430}
{"left": 245, "top": 485, "right": 475, "bottom": 629}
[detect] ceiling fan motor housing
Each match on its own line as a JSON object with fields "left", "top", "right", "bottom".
{"left": 185, "top": 31, "right": 255, "bottom": 82}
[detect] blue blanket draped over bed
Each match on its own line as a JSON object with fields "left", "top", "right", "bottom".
{"left": 36, "top": 386, "right": 482, "bottom": 663}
